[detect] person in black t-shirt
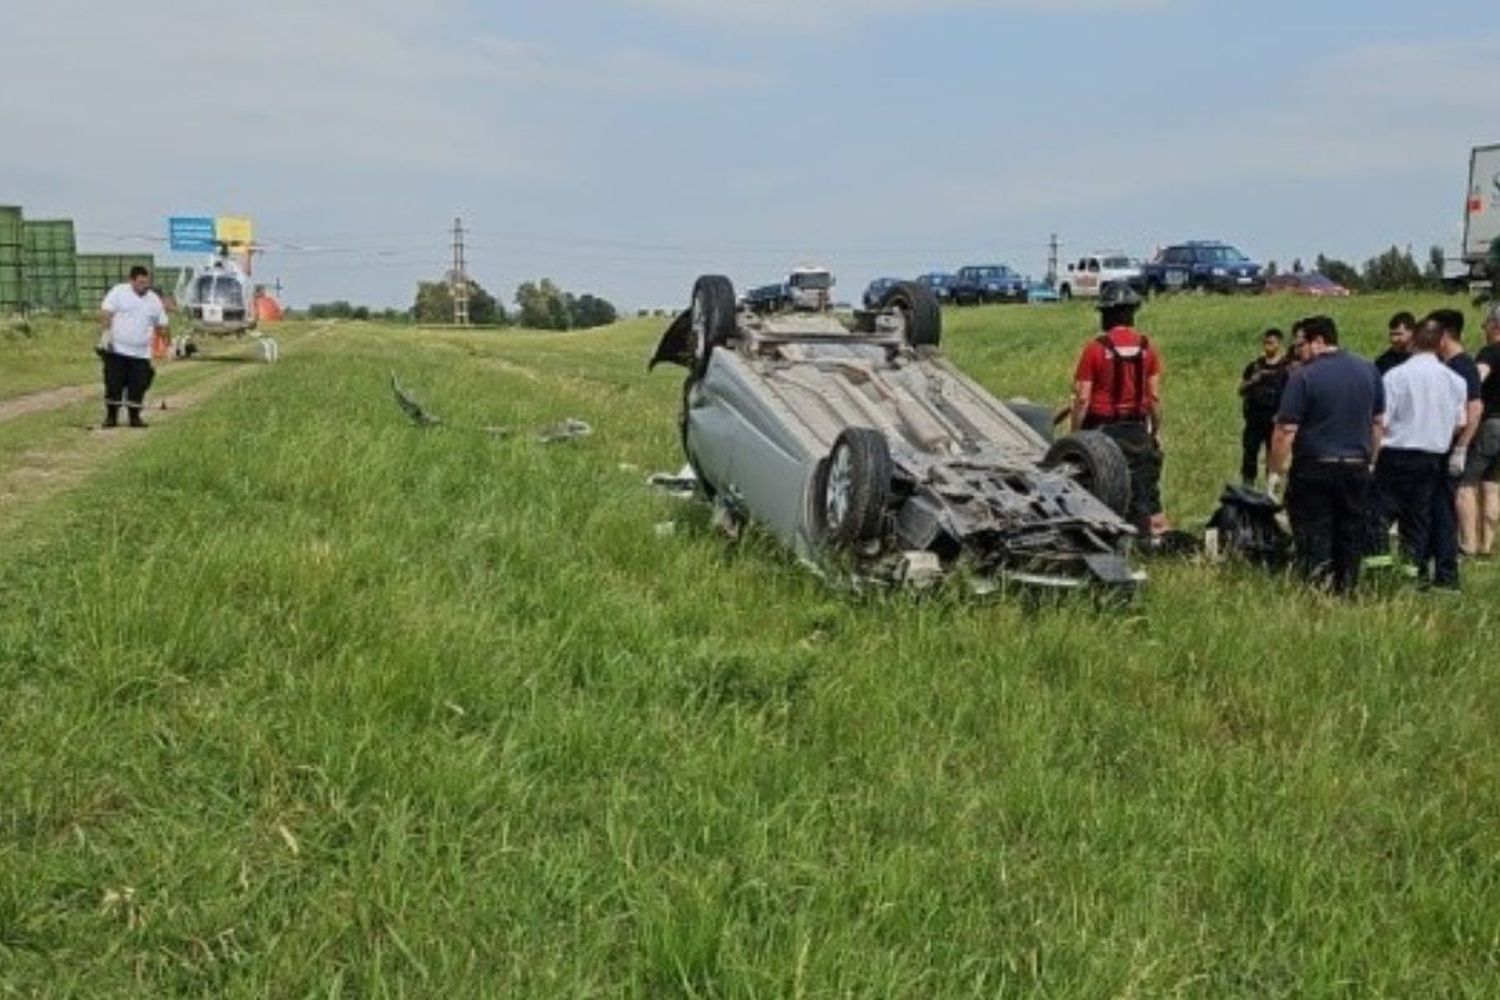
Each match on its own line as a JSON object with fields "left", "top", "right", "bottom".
{"left": 1463, "top": 304, "right": 1500, "bottom": 554}
{"left": 1238, "top": 328, "right": 1288, "bottom": 486}
{"left": 1428, "top": 309, "right": 1483, "bottom": 582}
{"left": 1374, "top": 311, "right": 1415, "bottom": 375}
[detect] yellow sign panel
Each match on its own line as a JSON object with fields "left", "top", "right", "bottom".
{"left": 215, "top": 216, "right": 254, "bottom": 248}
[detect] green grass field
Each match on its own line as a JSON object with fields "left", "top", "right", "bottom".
{"left": 3, "top": 297, "right": 1499, "bottom": 996}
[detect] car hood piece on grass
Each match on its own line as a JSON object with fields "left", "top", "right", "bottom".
{"left": 652, "top": 275, "right": 1144, "bottom": 591}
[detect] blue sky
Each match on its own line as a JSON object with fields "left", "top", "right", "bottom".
{"left": 2, "top": 0, "right": 1494, "bottom": 310}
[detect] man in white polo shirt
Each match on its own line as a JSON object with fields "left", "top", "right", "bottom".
{"left": 1376, "top": 319, "right": 1470, "bottom": 589}
{"left": 98, "top": 266, "right": 169, "bottom": 428}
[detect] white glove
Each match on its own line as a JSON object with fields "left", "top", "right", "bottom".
{"left": 1449, "top": 449, "right": 1467, "bottom": 479}
{"left": 1266, "top": 472, "right": 1285, "bottom": 500}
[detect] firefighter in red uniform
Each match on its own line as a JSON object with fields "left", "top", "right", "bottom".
{"left": 1069, "top": 282, "right": 1165, "bottom": 537}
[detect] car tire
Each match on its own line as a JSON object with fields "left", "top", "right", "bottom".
{"left": 1044, "top": 431, "right": 1131, "bottom": 518}
{"left": 878, "top": 280, "right": 942, "bottom": 349}
{"left": 818, "top": 428, "right": 892, "bottom": 548}
{"left": 690, "top": 274, "right": 737, "bottom": 379}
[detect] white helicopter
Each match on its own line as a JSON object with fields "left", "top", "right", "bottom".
{"left": 174, "top": 246, "right": 279, "bottom": 362}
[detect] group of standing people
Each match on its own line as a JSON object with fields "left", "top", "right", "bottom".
{"left": 1239, "top": 303, "right": 1500, "bottom": 594}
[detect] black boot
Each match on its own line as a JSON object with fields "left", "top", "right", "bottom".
{"left": 128, "top": 407, "right": 148, "bottom": 428}
{"left": 102, "top": 405, "right": 119, "bottom": 428}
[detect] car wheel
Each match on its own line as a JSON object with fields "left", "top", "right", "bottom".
{"left": 1043, "top": 431, "right": 1131, "bottom": 518}
{"left": 690, "top": 274, "right": 737, "bottom": 379}
{"left": 878, "top": 281, "right": 942, "bottom": 349}
{"left": 818, "top": 428, "right": 892, "bottom": 547}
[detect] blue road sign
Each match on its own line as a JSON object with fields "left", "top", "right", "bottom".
{"left": 169, "top": 216, "right": 218, "bottom": 253}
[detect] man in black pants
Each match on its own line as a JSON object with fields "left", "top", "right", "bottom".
{"left": 1375, "top": 321, "right": 1468, "bottom": 585}
{"left": 1069, "top": 282, "right": 1165, "bottom": 538}
{"left": 98, "top": 266, "right": 169, "bottom": 428}
{"left": 1269, "top": 316, "right": 1385, "bottom": 595}
{"left": 1238, "top": 328, "right": 1287, "bottom": 487}
{"left": 1429, "top": 309, "right": 1483, "bottom": 586}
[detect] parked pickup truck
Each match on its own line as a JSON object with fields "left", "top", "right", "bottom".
{"left": 1057, "top": 252, "right": 1145, "bottom": 301}
{"left": 744, "top": 265, "right": 836, "bottom": 313}
{"left": 952, "top": 264, "right": 1028, "bottom": 305}
{"left": 1140, "top": 241, "right": 1264, "bottom": 294}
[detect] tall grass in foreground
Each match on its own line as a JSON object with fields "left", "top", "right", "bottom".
{"left": 1, "top": 299, "right": 1498, "bottom": 995}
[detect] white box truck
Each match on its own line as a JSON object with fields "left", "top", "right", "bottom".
{"left": 1464, "top": 143, "right": 1500, "bottom": 288}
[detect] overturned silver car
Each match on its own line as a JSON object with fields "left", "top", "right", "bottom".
{"left": 650, "top": 274, "right": 1143, "bottom": 589}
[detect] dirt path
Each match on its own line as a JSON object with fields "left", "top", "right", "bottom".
{"left": 0, "top": 363, "right": 265, "bottom": 533}
{"left": 0, "top": 384, "right": 94, "bottom": 425}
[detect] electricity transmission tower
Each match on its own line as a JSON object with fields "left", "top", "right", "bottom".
{"left": 451, "top": 217, "right": 470, "bottom": 326}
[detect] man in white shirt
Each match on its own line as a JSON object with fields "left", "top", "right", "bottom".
{"left": 98, "top": 266, "right": 169, "bottom": 428}
{"left": 1376, "top": 320, "right": 1470, "bottom": 589}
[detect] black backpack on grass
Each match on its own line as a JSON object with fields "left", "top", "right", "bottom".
{"left": 1208, "top": 484, "right": 1291, "bottom": 569}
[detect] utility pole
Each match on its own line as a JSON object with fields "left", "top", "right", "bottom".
{"left": 1047, "top": 233, "right": 1060, "bottom": 287}
{"left": 451, "top": 217, "right": 470, "bottom": 327}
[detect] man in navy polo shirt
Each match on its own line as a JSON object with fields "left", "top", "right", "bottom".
{"left": 1269, "top": 316, "right": 1385, "bottom": 595}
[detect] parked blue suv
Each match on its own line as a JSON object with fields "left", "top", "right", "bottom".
{"left": 952, "top": 264, "right": 1028, "bottom": 305}
{"left": 1140, "top": 241, "right": 1265, "bottom": 294}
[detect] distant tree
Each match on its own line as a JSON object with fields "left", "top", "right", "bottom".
{"left": 413, "top": 282, "right": 452, "bottom": 324}
{"left": 1264, "top": 260, "right": 1279, "bottom": 278}
{"left": 1291, "top": 258, "right": 1304, "bottom": 274}
{"left": 1315, "top": 254, "right": 1362, "bottom": 291}
{"left": 467, "top": 282, "right": 507, "bottom": 326}
{"left": 413, "top": 277, "right": 506, "bottom": 325}
{"left": 515, "top": 279, "right": 571, "bottom": 330}
{"left": 1362, "top": 245, "right": 1423, "bottom": 292}
{"left": 568, "top": 293, "right": 618, "bottom": 329}
{"left": 309, "top": 300, "right": 360, "bottom": 319}
{"left": 1424, "top": 245, "right": 1447, "bottom": 288}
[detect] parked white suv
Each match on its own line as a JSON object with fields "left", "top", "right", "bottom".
{"left": 1057, "top": 252, "right": 1144, "bottom": 301}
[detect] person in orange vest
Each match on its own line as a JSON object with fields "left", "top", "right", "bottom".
{"left": 1069, "top": 282, "right": 1165, "bottom": 536}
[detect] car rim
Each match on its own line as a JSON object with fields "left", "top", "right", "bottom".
{"left": 825, "top": 446, "right": 853, "bottom": 531}
{"left": 692, "top": 291, "right": 708, "bottom": 361}
{"left": 890, "top": 296, "right": 911, "bottom": 335}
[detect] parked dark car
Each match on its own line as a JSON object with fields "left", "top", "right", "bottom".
{"left": 862, "top": 277, "right": 900, "bottom": 309}
{"left": 917, "top": 272, "right": 958, "bottom": 302}
{"left": 952, "top": 264, "right": 1029, "bottom": 305}
{"left": 1140, "top": 241, "right": 1264, "bottom": 295}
